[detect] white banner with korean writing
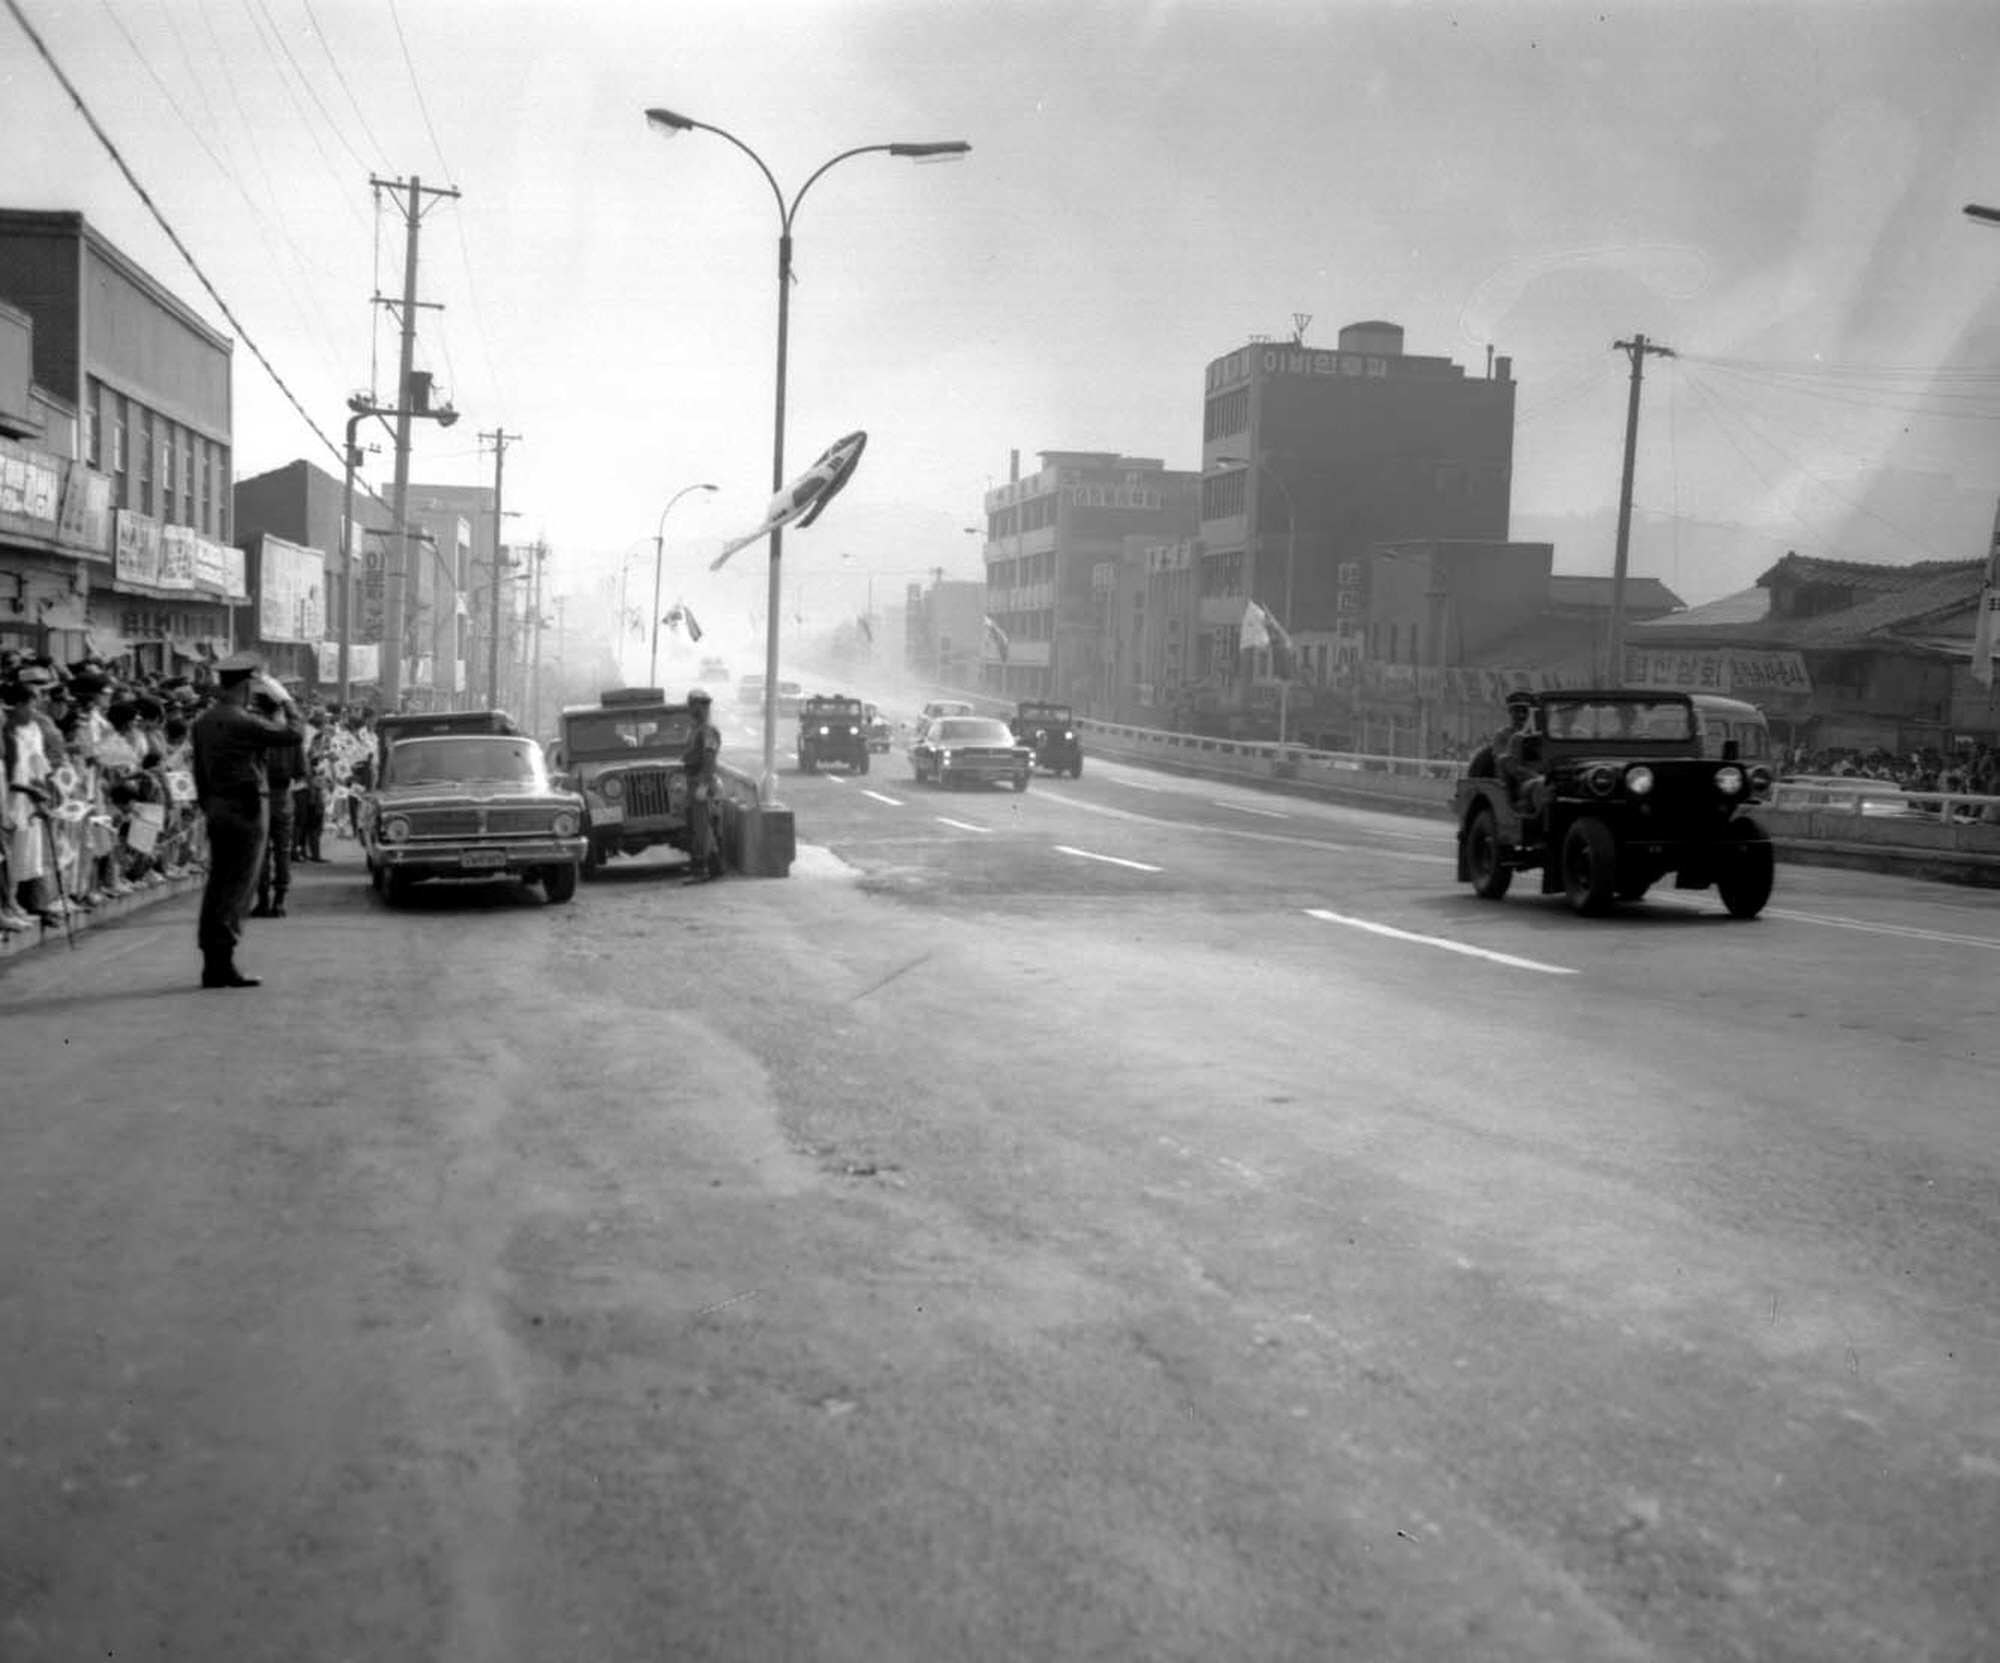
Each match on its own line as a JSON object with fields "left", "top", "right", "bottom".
{"left": 1621, "top": 646, "right": 1810, "bottom": 697}
{"left": 158, "top": 524, "right": 197, "bottom": 591}
{"left": 257, "top": 534, "right": 326, "bottom": 643}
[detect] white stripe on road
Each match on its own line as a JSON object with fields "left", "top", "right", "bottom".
{"left": 1304, "top": 909, "right": 1577, "bottom": 975}
{"left": 1762, "top": 907, "right": 2000, "bottom": 951}
{"left": 860, "top": 789, "right": 904, "bottom": 807}
{"left": 1211, "top": 799, "right": 1289, "bottom": 819}
{"left": 936, "top": 817, "right": 991, "bottom": 833}
{"left": 1056, "top": 845, "right": 1164, "bottom": 873}
{"left": 1116, "top": 777, "right": 1164, "bottom": 792}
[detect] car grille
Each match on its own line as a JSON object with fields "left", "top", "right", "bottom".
{"left": 405, "top": 805, "right": 560, "bottom": 839}
{"left": 620, "top": 767, "right": 681, "bottom": 821}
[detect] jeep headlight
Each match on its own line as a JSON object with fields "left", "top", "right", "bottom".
{"left": 1588, "top": 764, "right": 1619, "bottom": 796}
{"left": 1715, "top": 765, "right": 1745, "bottom": 796}
{"left": 1064, "top": 729, "right": 1075, "bottom": 741}
{"left": 846, "top": 725, "right": 858, "bottom": 735}
{"left": 940, "top": 749, "right": 953, "bottom": 763}
{"left": 600, "top": 775, "right": 624, "bottom": 803}
{"left": 382, "top": 815, "right": 411, "bottom": 842}
{"left": 1624, "top": 765, "right": 1655, "bottom": 796}
{"left": 552, "top": 811, "right": 579, "bottom": 838}
{"left": 817, "top": 724, "right": 830, "bottom": 735}
{"left": 1747, "top": 765, "right": 1774, "bottom": 795}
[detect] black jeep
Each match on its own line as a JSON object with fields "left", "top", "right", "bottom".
{"left": 797, "top": 694, "right": 870, "bottom": 775}
{"left": 1011, "top": 701, "right": 1083, "bottom": 778}
{"left": 1454, "top": 688, "right": 1776, "bottom": 917}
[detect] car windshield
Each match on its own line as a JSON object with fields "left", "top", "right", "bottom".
{"left": 934, "top": 718, "right": 1015, "bottom": 745}
{"left": 385, "top": 736, "right": 547, "bottom": 787}
{"left": 1542, "top": 698, "right": 1694, "bottom": 742}
{"left": 563, "top": 712, "right": 692, "bottom": 757}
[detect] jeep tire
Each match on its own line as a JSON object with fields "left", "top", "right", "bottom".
{"left": 542, "top": 863, "right": 579, "bottom": 905}
{"left": 1560, "top": 815, "right": 1618, "bottom": 916}
{"left": 1465, "top": 805, "right": 1512, "bottom": 900}
{"left": 1716, "top": 820, "right": 1774, "bottom": 919}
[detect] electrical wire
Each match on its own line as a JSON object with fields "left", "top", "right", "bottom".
{"left": 4, "top": 0, "right": 348, "bottom": 469}
{"left": 245, "top": 0, "right": 372, "bottom": 175}
{"left": 299, "top": 0, "right": 391, "bottom": 172}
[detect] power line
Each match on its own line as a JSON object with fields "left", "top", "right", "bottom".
{"left": 299, "top": 0, "right": 391, "bottom": 172}
{"left": 247, "top": 0, "right": 373, "bottom": 176}
{"left": 5, "top": 0, "right": 349, "bottom": 469}
{"left": 386, "top": 0, "right": 455, "bottom": 184}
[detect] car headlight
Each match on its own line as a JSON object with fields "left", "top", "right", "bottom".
{"left": 1624, "top": 765, "right": 1655, "bottom": 795}
{"left": 1715, "top": 765, "right": 1744, "bottom": 796}
{"left": 600, "top": 775, "right": 624, "bottom": 802}
{"left": 382, "top": 815, "right": 411, "bottom": 842}
{"left": 552, "top": 811, "right": 579, "bottom": 838}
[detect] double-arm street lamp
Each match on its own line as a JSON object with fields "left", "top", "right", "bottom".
{"left": 651, "top": 481, "right": 719, "bottom": 687}
{"left": 1214, "top": 453, "right": 1298, "bottom": 745}
{"left": 339, "top": 389, "right": 457, "bottom": 707}
{"left": 644, "top": 104, "right": 970, "bottom": 804}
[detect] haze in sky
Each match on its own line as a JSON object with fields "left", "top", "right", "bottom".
{"left": 4, "top": 0, "right": 1999, "bottom": 635}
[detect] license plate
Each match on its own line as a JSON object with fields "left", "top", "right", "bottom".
{"left": 460, "top": 849, "right": 507, "bottom": 869}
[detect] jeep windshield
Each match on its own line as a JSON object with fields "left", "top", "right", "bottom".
{"left": 383, "top": 736, "right": 549, "bottom": 788}
{"left": 563, "top": 711, "right": 693, "bottom": 758}
{"left": 805, "top": 703, "right": 863, "bottom": 721}
{"left": 1542, "top": 698, "right": 1694, "bottom": 743}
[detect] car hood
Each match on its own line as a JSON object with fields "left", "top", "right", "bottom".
{"left": 374, "top": 782, "right": 580, "bottom": 808}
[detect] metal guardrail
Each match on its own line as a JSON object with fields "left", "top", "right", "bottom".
{"left": 1772, "top": 776, "right": 2000, "bottom": 824}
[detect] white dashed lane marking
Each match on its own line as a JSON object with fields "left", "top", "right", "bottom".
{"left": 1211, "top": 799, "right": 1289, "bottom": 819}
{"left": 1055, "top": 845, "right": 1164, "bottom": 873}
{"left": 1304, "top": 909, "right": 1577, "bottom": 975}
{"left": 860, "top": 789, "right": 904, "bottom": 807}
{"left": 936, "top": 817, "right": 991, "bottom": 833}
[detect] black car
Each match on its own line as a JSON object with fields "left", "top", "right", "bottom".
{"left": 1011, "top": 701, "right": 1083, "bottom": 778}
{"left": 910, "top": 716, "right": 1033, "bottom": 792}
{"left": 797, "top": 694, "right": 870, "bottom": 774}
{"left": 1454, "top": 688, "right": 1775, "bottom": 917}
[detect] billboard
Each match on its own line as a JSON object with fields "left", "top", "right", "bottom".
{"left": 256, "top": 534, "right": 326, "bottom": 644}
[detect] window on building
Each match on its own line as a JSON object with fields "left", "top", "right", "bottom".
{"left": 199, "top": 444, "right": 211, "bottom": 533}
{"left": 111, "top": 394, "right": 128, "bottom": 507}
{"left": 180, "top": 432, "right": 194, "bottom": 525}
{"left": 1201, "top": 470, "right": 1246, "bottom": 520}
{"left": 84, "top": 383, "right": 101, "bottom": 469}
{"left": 137, "top": 408, "right": 154, "bottom": 516}
{"left": 214, "top": 451, "right": 230, "bottom": 541}
{"left": 1203, "top": 386, "right": 1249, "bottom": 441}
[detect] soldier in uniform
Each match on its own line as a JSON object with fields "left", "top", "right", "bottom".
{"left": 253, "top": 726, "right": 302, "bottom": 918}
{"left": 191, "top": 652, "right": 305, "bottom": 988}
{"left": 681, "top": 687, "right": 724, "bottom": 885}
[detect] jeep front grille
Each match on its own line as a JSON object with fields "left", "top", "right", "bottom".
{"left": 621, "top": 767, "right": 682, "bottom": 821}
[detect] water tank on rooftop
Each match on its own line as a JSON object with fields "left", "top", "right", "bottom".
{"left": 1338, "top": 320, "right": 1404, "bottom": 356}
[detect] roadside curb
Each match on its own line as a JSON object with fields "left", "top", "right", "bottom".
{"left": 0, "top": 869, "right": 206, "bottom": 964}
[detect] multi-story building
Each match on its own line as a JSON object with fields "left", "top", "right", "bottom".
{"left": 905, "top": 578, "right": 985, "bottom": 690}
{"left": 0, "top": 209, "right": 244, "bottom": 670}
{"left": 234, "top": 457, "right": 395, "bottom": 695}
{"left": 1195, "top": 321, "right": 1519, "bottom": 739}
{"left": 979, "top": 449, "right": 1201, "bottom": 704}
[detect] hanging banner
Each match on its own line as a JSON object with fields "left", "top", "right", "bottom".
{"left": 256, "top": 534, "right": 326, "bottom": 643}
{"left": 113, "top": 510, "right": 163, "bottom": 590}
{"left": 158, "top": 524, "right": 197, "bottom": 591}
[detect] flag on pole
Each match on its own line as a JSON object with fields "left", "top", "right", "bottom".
{"left": 1239, "top": 600, "right": 1294, "bottom": 676}
{"left": 856, "top": 614, "right": 874, "bottom": 644}
{"left": 983, "top": 615, "right": 1010, "bottom": 663}
{"left": 1974, "top": 496, "right": 2000, "bottom": 689}
{"left": 710, "top": 430, "right": 869, "bottom": 570}
{"left": 662, "top": 603, "right": 704, "bottom": 643}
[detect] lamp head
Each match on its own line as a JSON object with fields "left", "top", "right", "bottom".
{"left": 645, "top": 106, "right": 696, "bottom": 136}
{"left": 889, "top": 141, "right": 972, "bottom": 160}
{"left": 435, "top": 405, "right": 460, "bottom": 429}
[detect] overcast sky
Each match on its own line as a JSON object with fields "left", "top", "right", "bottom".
{"left": 4, "top": 0, "right": 1999, "bottom": 637}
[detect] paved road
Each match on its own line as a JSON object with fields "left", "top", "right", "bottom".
{"left": 1, "top": 719, "right": 1995, "bottom": 1661}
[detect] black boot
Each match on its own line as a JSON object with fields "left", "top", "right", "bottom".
{"left": 251, "top": 896, "right": 275, "bottom": 918}
{"left": 201, "top": 956, "right": 262, "bottom": 989}
{"left": 269, "top": 891, "right": 287, "bottom": 919}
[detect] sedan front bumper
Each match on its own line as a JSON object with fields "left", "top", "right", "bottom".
{"left": 377, "top": 838, "right": 587, "bottom": 874}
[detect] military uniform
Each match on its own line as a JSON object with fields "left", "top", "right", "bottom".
{"left": 682, "top": 695, "right": 723, "bottom": 884}
{"left": 255, "top": 739, "right": 300, "bottom": 916}
{"left": 191, "top": 662, "right": 305, "bottom": 987}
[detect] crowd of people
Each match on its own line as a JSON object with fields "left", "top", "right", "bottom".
{"left": 0, "top": 649, "right": 380, "bottom": 939}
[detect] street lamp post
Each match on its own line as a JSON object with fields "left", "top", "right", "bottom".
{"left": 650, "top": 482, "right": 719, "bottom": 686}
{"left": 339, "top": 391, "right": 456, "bottom": 710}
{"left": 645, "top": 105, "right": 970, "bottom": 805}
{"left": 1215, "top": 454, "right": 1297, "bottom": 745}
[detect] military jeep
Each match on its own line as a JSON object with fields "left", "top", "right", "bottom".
{"left": 549, "top": 688, "right": 702, "bottom": 878}
{"left": 796, "top": 694, "right": 870, "bottom": 775}
{"left": 1011, "top": 701, "right": 1083, "bottom": 778}
{"left": 1454, "top": 689, "right": 1776, "bottom": 918}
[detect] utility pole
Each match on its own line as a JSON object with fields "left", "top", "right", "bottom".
{"left": 1609, "top": 333, "right": 1674, "bottom": 687}
{"left": 526, "top": 541, "right": 548, "bottom": 735}
{"left": 480, "top": 428, "right": 520, "bottom": 707}
{"left": 372, "top": 173, "right": 460, "bottom": 711}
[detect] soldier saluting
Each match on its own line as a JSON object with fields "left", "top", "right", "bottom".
{"left": 190, "top": 651, "right": 305, "bottom": 988}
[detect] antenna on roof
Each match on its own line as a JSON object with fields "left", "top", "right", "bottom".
{"left": 1292, "top": 313, "right": 1312, "bottom": 345}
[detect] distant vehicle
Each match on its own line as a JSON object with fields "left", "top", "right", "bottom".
{"left": 862, "top": 702, "right": 893, "bottom": 753}
{"left": 699, "top": 656, "right": 731, "bottom": 683}
{"left": 775, "top": 678, "right": 804, "bottom": 717}
{"left": 1011, "top": 700, "right": 1083, "bottom": 778}
{"left": 360, "top": 724, "right": 584, "bottom": 907}
{"left": 550, "top": 687, "right": 707, "bottom": 878}
{"left": 796, "top": 694, "right": 870, "bottom": 775}
{"left": 912, "top": 698, "right": 975, "bottom": 745}
{"left": 736, "top": 674, "right": 766, "bottom": 710}
{"left": 1454, "top": 688, "right": 1775, "bottom": 917}
{"left": 909, "top": 715, "right": 1033, "bottom": 792}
